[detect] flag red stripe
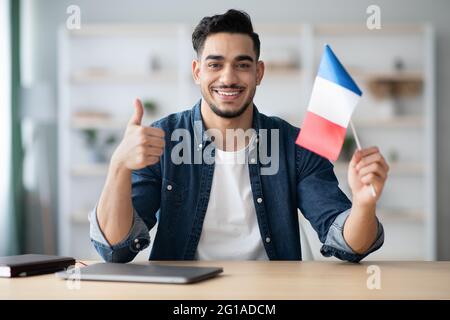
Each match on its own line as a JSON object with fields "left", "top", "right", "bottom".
{"left": 296, "top": 111, "right": 346, "bottom": 161}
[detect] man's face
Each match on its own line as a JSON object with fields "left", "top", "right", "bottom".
{"left": 192, "top": 33, "right": 264, "bottom": 118}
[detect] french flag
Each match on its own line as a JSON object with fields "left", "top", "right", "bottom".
{"left": 296, "top": 44, "right": 362, "bottom": 161}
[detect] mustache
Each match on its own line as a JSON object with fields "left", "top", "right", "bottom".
{"left": 211, "top": 85, "right": 245, "bottom": 90}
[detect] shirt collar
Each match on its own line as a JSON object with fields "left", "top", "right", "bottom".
{"left": 191, "top": 99, "right": 262, "bottom": 148}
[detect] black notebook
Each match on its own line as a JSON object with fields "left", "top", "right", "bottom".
{"left": 0, "top": 254, "right": 75, "bottom": 277}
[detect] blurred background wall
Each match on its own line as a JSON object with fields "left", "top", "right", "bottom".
{"left": 11, "top": 0, "right": 450, "bottom": 259}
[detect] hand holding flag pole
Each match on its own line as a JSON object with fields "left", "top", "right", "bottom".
{"left": 296, "top": 44, "right": 379, "bottom": 198}
{"left": 349, "top": 120, "right": 377, "bottom": 198}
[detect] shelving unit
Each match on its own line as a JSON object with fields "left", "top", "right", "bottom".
{"left": 312, "top": 24, "right": 436, "bottom": 261}
{"left": 58, "top": 23, "right": 435, "bottom": 261}
{"left": 58, "top": 24, "right": 193, "bottom": 259}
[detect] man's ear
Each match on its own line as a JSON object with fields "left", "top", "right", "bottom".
{"left": 256, "top": 60, "right": 265, "bottom": 86}
{"left": 192, "top": 59, "right": 201, "bottom": 84}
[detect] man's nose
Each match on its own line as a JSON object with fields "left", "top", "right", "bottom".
{"left": 219, "top": 65, "right": 239, "bottom": 86}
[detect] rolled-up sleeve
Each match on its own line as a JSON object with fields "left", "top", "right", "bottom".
{"left": 296, "top": 145, "right": 384, "bottom": 263}
{"left": 89, "top": 160, "right": 162, "bottom": 262}
{"left": 89, "top": 207, "right": 151, "bottom": 263}
{"left": 320, "top": 209, "right": 385, "bottom": 263}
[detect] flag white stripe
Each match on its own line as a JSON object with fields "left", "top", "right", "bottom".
{"left": 307, "top": 76, "right": 360, "bottom": 128}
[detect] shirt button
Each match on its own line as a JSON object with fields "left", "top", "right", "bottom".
{"left": 167, "top": 184, "right": 172, "bottom": 191}
{"left": 250, "top": 158, "right": 256, "bottom": 164}
{"left": 135, "top": 243, "right": 141, "bottom": 249}
{"left": 265, "top": 237, "right": 271, "bottom": 243}
{"left": 134, "top": 238, "right": 139, "bottom": 243}
{"left": 257, "top": 197, "right": 263, "bottom": 204}
{"left": 198, "top": 143, "right": 203, "bottom": 148}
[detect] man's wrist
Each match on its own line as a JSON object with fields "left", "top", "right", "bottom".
{"left": 351, "top": 197, "right": 376, "bottom": 214}
{"left": 109, "top": 158, "right": 131, "bottom": 177}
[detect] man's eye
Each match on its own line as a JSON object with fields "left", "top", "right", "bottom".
{"left": 237, "top": 63, "right": 251, "bottom": 69}
{"left": 208, "top": 63, "right": 220, "bottom": 69}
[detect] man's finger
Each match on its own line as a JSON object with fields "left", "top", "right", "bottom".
{"left": 144, "top": 156, "right": 160, "bottom": 166}
{"left": 358, "top": 162, "right": 387, "bottom": 180}
{"left": 145, "top": 147, "right": 164, "bottom": 157}
{"left": 144, "top": 136, "right": 165, "bottom": 148}
{"left": 141, "top": 126, "right": 165, "bottom": 138}
{"left": 360, "top": 172, "right": 383, "bottom": 186}
{"left": 129, "top": 98, "right": 144, "bottom": 126}
{"left": 350, "top": 149, "right": 363, "bottom": 167}
{"left": 355, "top": 152, "right": 389, "bottom": 172}
{"left": 357, "top": 146, "right": 379, "bottom": 157}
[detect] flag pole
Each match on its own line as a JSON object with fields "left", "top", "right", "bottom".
{"left": 349, "top": 120, "right": 377, "bottom": 198}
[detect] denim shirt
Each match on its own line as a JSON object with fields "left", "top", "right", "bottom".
{"left": 90, "top": 100, "right": 384, "bottom": 263}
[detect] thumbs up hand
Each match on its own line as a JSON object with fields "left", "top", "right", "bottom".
{"left": 128, "top": 97, "right": 145, "bottom": 126}
{"left": 111, "top": 98, "right": 165, "bottom": 171}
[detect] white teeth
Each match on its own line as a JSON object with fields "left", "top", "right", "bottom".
{"left": 216, "top": 91, "right": 240, "bottom": 96}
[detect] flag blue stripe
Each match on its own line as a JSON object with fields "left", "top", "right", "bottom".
{"left": 317, "top": 44, "right": 362, "bottom": 96}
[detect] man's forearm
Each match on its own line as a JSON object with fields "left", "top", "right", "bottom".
{"left": 343, "top": 202, "right": 378, "bottom": 254}
{"left": 96, "top": 162, "right": 134, "bottom": 246}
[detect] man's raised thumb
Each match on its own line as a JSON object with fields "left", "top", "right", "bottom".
{"left": 129, "top": 98, "right": 144, "bottom": 126}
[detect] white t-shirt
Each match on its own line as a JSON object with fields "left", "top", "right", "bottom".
{"left": 196, "top": 137, "right": 269, "bottom": 260}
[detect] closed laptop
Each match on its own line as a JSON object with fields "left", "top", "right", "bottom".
{"left": 56, "top": 262, "right": 223, "bottom": 284}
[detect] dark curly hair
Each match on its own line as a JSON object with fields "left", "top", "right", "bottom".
{"left": 192, "top": 9, "right": 260, "bottom": 60}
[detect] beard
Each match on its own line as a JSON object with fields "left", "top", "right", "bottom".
{"left": 202, "top": 85, "right": 256, "bottom": 119}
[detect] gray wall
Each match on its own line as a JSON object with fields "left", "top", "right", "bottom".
{"left": 26, "top": 0, "right": 450, "bottom": 259}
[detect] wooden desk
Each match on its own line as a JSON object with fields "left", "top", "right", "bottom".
{"left": 1, "top": 261, "right": 449, "bottom": 299}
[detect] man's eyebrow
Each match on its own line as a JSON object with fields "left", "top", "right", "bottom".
{"left": 204, "top": 54, "right": 254, "bottom": 62}
{"left": 205, "top": 55, "right": 224, "bottom": 61}
{"left": 235, "top": 55, "right": 254, "bottom": 62}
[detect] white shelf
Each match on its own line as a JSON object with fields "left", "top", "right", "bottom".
{"left": 71, "top": 115, "right": 158, "bottom": 130}
{"left": 71, "top": 118, "right": 126, "bottom": 130}
{"left": 377, "top": 208, "right": 424, "bottom": 223}
{"left": 70, "top": 70, "right": 178, "bottom": 84}
{"left": 353, "top": 116, "right": 423, "bottom": 128}
{"left": 334, "top": 161, "right": 424, "bottom": 175}
{"left": 71, "top": 210, "right": 90, "bottom": 224}
{"left": 68, "top": 23, "right": 184, "bottom": 37}
{"left": 314, "top": 24, "right": 424, "bottom": 36}
{"left": 352, "top": 70, "right": 423, "bottom": 82}
{"left": 71, "top": 163, "right": 108, "bottom": 176}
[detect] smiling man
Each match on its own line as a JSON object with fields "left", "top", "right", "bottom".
{"left": 89, "top": 9, "right": 388, "bottom": 262}
{"left": 195, "top": 35, "right": 260, "bottom": 119}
